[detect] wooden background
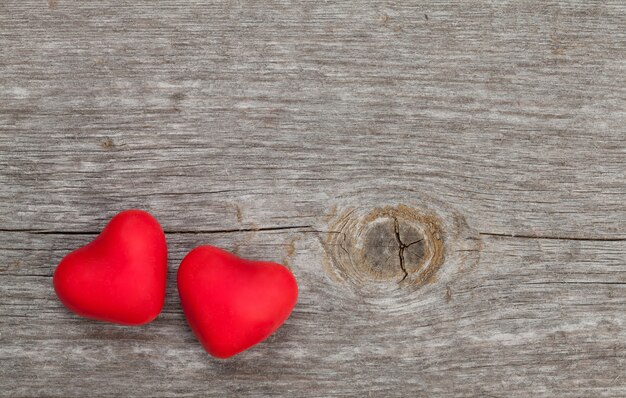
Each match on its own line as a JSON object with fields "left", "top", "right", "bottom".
{"left": 1, "top": 1, "right": 625, "bottom": 396}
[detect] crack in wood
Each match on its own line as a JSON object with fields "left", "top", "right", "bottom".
{"left": 479, "top": 232, "right": 626, "bottom": 242}
{"left": 0, "top": 225, "right": 313, "bottom": 235}
{"left": 393, "top": 217, "right": 409, "bottom": 282}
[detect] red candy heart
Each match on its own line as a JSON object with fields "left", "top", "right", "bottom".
{"left": 53, "top": 210, "right": 167, "bottom": 325}
{"left": 177, "top": 246, "right": 298, "bottom": 358}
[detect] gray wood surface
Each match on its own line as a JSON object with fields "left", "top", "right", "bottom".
{"left": 1, "top": 0, "right": 625, "bottom": 396}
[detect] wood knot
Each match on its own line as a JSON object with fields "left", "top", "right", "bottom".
{"left": 100, "top": 137, "right": 114, "bottom": 150}
{"left": 324, "top": 205, "right": 445, "bottom": 290}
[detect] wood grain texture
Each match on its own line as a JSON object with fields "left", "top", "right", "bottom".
{"left": 1, "top": 0, "right": 625, "bottom": 396}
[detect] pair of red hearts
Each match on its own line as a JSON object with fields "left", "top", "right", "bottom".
{"left": 53, "top": 210, "right": 298, "bottom": 359}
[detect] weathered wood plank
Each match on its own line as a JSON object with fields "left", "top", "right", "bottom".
{"left": 0, "top": 230, "right": 625, "bottom": 397}
{"left": 1, "top": 0, "right": 625, "bottom": 238}
{"left": 1, "top": 0, "right": 625, "bottom": 396}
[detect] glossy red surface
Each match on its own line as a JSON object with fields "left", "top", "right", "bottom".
{"left": 177, "top": 246, "right": 298, "bottom": 358}
{"left": 53, "top": 210, "right": 167, "bottom": 325}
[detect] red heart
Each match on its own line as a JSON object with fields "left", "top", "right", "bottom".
{"left": 177, "top": 246, "right": 298, "bottom": 358}
{"left": 53, "top": 210, "right": 167, "bottom": 325}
